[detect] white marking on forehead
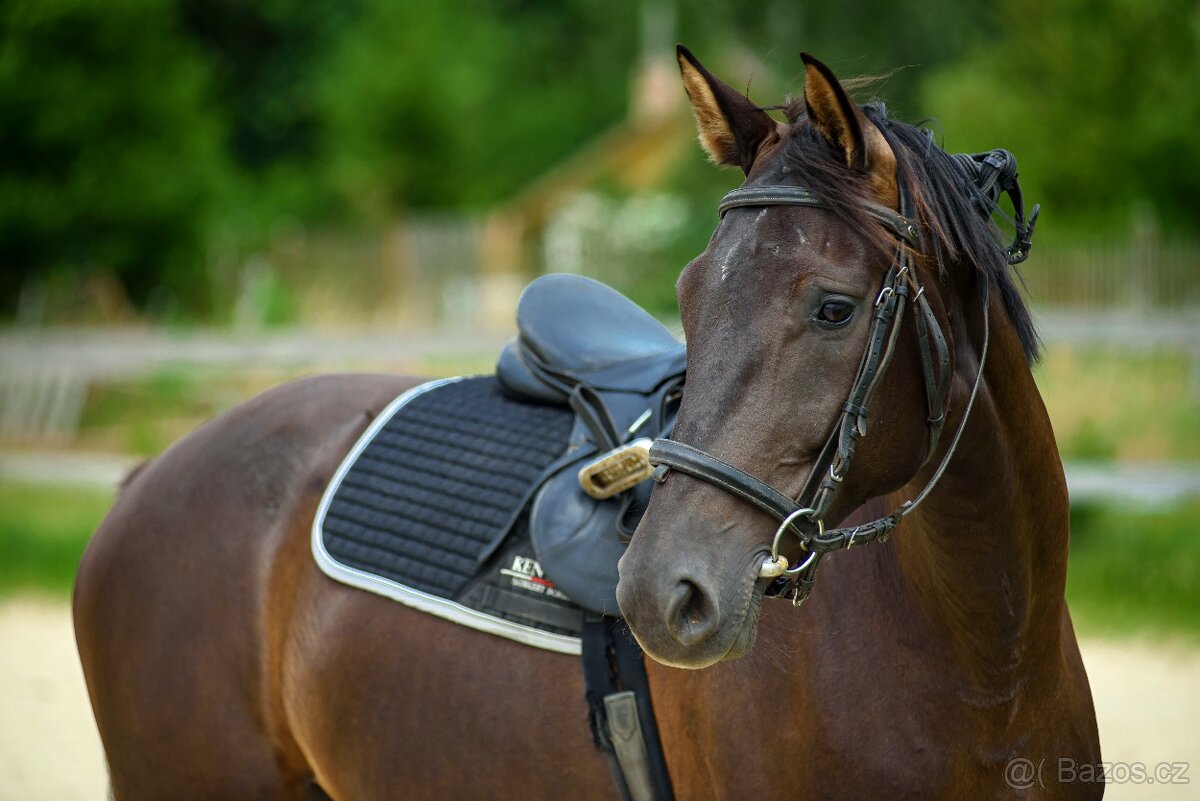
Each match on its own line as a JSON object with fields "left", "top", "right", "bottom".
{"left": 719, "top": 246, "right": 734, "bottom": 282}
{"left": 716, "top": 210, "right": 804, "bottom": 282}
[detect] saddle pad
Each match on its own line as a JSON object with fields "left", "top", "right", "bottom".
{"left": 313, "top": 376, "right": 583, "bottom": 653}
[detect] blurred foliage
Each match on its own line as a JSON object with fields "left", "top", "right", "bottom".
{"left": 1066, "top": 500, "right": 1200, "bottom": 640}
{"left": 0, "top": 481, "right": 115, "bottom": 594}
{"left": 0, "top": 0, "right": 229, "bottom": 313}
{"left": 923, "top": 0, "right": 1200, "bottom": 238}
{"left": 675, "top": 0, "right": 996, "bottom": 117}
{"left": 78, "top": 368, "right": 218, "bottom": 455}
{"left": 0, "top": 0, "right": 1195, "bottom": 318}
{"left": 1035, "top": 347, "right": 1200, "bottom": 462}
{"left": 318, "top": 0, "right": 641, "bottom": 215}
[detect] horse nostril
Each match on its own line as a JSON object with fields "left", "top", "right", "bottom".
{"left": 666, "top": 578, "right": 720, "bottom": 647}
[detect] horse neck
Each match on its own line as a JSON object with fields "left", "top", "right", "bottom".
{"left": 888, "top": 280, "right": 1069, "bottom": 677}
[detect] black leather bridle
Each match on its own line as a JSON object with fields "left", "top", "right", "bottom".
{"left": 647, "top": 151, "right": 1037, "bottom": 606}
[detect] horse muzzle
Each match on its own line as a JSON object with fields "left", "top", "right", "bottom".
{"left": 617, "top": 547, "right": 768, "bottom": 669}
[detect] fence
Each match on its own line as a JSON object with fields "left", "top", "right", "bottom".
{"left": 1021, "top": 237, "right": 1200, "bottom": 310}
{"left": 264, "top": 215, "right": 483, "bottom": 329}
{"left": 261, "top": 204, "right": 1200, "bottom": 326}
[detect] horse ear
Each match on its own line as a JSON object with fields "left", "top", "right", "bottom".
{"left": 677, "top": 45, "right": 781, "bottom": 174}
{"left": 801, "top": 53, "right": 898, "bottom": 207}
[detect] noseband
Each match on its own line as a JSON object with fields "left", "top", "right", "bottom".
{"left": 648, "top": 151, "right": 1036, "bottom": 606}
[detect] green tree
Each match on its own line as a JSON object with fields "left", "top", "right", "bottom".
{"left": 0, "top": 0, "right": 231, "bottom": 314}
{"left": 317, "top": 0, "right": 641, "bottom": 215}
{"left": 178, "top": 0, "right": 356, "bottom": 222}
{"left": 921, "top": 0, "right": 1200, "bottom": 237}
{"left": 677, "top": 0, "right": 1001, "bottom": 117}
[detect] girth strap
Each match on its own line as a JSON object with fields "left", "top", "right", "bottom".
{"left": 581, "top": 615, "right": 675, "bottom": 801}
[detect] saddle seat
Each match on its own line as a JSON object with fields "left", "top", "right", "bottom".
{"left": 497, "top": 273, "right": 685, "bottom": 403}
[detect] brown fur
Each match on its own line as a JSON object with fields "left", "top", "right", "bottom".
{"left": 73, "top": 49, "right": 1099, "bottom": 800}
{"left": 617, "top": 50, "right": 1101, "bottom": 797}
{"left": 801, "top": 53, "right": 899, "bottom": 208}
{"left": 75, "top": 374, "right": 614, "bottom": 799}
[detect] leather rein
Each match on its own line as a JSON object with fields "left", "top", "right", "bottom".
{"left": 647, "top": 151, "right": 1036, "bottom": 606}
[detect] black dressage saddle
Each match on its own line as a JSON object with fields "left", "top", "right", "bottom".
{"left": 497, "top": 273, "right": 687, "bottom": 403}
{"left": 316, "top": 273, "right": 685, "bottom": 623}
{"left": 496, "top": 274, "right": 686, "bottom": 614}
{"left": 314, "top": 273, "right": 682, "bottom": 801}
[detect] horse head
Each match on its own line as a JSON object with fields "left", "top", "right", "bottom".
{"left": 616, "top": 46, "right": 1033, "bottom": 669}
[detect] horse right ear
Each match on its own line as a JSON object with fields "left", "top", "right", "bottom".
{"left": 677, "top": 45, "right": 781, "bottom": 174}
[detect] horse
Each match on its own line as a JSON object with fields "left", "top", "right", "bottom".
{"left": 73, "top": 47, "right": 1101, "bottom": 799}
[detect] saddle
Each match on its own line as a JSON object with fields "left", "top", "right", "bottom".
{"left": 495, "top": 274, "right": 682, "bottom": 800}
{"left": 496, "top": 274, "right": 685, "bottom": 614}
{"left": 313, "top": 273, "right": 682, "bottom": 801}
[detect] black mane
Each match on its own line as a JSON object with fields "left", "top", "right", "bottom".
{"left": 775, "top": 100, "right": 1041, "bottom": 364}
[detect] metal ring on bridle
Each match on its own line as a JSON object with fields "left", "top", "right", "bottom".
{"left": 783, "top": 548, "right": 818, "bottom": 575}
{"left": 758, "top": 507, "right": 823, "bottom": 579}
{"left": 771, "top": 507, "right": 823, "bottom": 575}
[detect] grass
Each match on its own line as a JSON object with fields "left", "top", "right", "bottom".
{"left": 1035, "top": 346, "right": 1200, "bottom": 462}
{"left": 77, "top": 368, "right": 222, "bottom": 456}
{"left": 1066, "top": 501, "right": 1200, "bottom": 640}
{"left": 71, "top": 358, "right": 498, "bottom": 456}
{"left": 2, "top": 480, "right": 1196, "bottom": 642}
{"left": 0, "top": 482, "right": 114, "bottom": 595}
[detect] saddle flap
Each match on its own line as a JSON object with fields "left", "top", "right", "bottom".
{"left": 529, "top": 463, "right": 653, "bottom": 616}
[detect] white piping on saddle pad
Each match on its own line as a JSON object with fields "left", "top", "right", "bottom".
{"left": 311, "top": 376, "right": 583, "bottom": 656}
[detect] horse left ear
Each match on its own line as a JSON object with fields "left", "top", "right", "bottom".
{"left": 801, "top": 53, "right": 898, "bottom": 208}
{"left": 677, "top": 45, "right": 782, "bottom": 175}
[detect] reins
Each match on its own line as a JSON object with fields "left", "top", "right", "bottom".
{"left": 647, "top": 150, "right": 1037, "bottom": 606}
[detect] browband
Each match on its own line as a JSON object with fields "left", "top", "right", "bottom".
{"left": 717, "top": 185, "right": 920, "bottom": 246}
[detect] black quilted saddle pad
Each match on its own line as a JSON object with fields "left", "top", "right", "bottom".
{"left": 313, "top": 376, "right": 589, "bottom": 652}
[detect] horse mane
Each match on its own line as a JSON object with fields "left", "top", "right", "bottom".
{"left": 775, "top": 99, "right": 1041, "bottom": 364}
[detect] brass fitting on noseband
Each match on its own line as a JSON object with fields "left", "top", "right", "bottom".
{"left": 757, "top": 508, "right": 822, "bottom": 579}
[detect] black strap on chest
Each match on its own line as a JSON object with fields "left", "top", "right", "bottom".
{"left": 582, "top": 615, "right": 675, "bottom": 801}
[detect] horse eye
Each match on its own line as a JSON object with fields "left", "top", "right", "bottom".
{"left": 818, "top": 300, "right": 854, "bottom": 326}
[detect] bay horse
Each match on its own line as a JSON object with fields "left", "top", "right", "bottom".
{"left": 74, "top": 48, "right": 1101, "bottom": 799}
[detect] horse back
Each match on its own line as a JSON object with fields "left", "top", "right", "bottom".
{"left": 73, "top": 372, "right": 616, "bottom": 800}
{"left": 72, "top": 373, "right": 413, "bottom": 798}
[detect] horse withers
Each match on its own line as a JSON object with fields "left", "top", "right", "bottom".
{"left": 74, "top": 48, "right": 1101, "bottom": 799}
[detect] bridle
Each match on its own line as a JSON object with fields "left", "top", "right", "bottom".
{"left": 646, "top": 150, "right": 1037, "bottom": 606}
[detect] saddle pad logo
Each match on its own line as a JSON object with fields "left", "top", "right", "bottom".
{"left": 500, "top": 556, "right": 569, "bottom": 600}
